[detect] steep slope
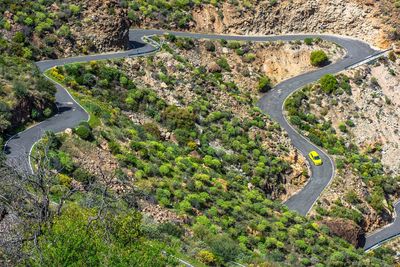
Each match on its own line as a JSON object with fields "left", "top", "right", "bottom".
{"left": 0, "top": 0, "right": 131, "bottom": 143}
{"left": 21, "top": 33, "right": 393, "bottom": 265}
{"left": 284, "top": 54, "right": 400, "bottom": 245}
{"left": 131, "top": 0, "right": 400, "bottom": 48}
{"left": 0, "top": 0, "right": 131, "bottom": 59}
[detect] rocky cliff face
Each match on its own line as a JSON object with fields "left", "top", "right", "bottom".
{"left": 70, "top": 0, "right": 132, "bottom": 53}
{"left": 191, "top": 0, "right": 394, "bottom": 48}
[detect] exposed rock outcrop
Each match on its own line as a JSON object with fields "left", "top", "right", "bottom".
{"left": 308, "top": 57, "right": 400, "bottom": 233}
{"left": 321, "top": 218, "right": 365, "bottom": 247}
{"left": 191, "top": 0, "right": 392, "bottom": 48}
{"left": 71, "top": 0, "right": 132, "bottom": 53}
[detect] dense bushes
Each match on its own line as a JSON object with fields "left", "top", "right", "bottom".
{"left": 0, "top": 1, "right": 85, "bottom": 60}
{"left": 75, "top": 121, "right": 93, "bottom": 140}
{"left": 319, "top": 74, "right": 338, "bottom": 93}
{"left": 26, "top": 205, "right": 173, "bottom": 266}
{"left": 161, "top": 105, "right": 196, "bottom": 130}
{"left": 310, "top": 50, "right": 329, "bottom": 67}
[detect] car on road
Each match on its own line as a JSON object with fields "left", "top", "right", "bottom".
{"left": 308, "top": 151, "right": 322, "bottom": 166}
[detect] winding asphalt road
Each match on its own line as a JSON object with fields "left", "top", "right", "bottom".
{"left": 4, "top": 29, "right": 399, "bottom": 250}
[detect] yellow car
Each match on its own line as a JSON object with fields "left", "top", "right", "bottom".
{"left": 308, "top": 151, "right": 323, "bottom": 166}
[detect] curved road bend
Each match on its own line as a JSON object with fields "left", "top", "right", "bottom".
{"left": 3, "top": 29, "right": 398, "bottom": 250}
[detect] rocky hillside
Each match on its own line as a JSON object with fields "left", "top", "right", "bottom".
{"left": 284, "top": 52, "right": 400, "bottom": 244}
{"left": 313, "top": 56, "right": 400, "bottom": 231}
{"left": 0, "top": 57, "right": 56, "bottom": 140}
{"left": 65, "top": 0, "right": 132, "bottom": 55}
{"left": 132, "top": 0, "right": 400, "bottom": 48}
{"left": 30, "top": 35, "right": 395, "bottom": 265}
{"left": 0, "top": 0, "right": 131, "bottom": 59}
{"left": 0, "top": 0, "right": 131, "bottom": 143}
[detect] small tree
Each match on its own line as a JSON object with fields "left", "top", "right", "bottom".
{"left": 310, "top": 50, "right": 329, "bottom": 67}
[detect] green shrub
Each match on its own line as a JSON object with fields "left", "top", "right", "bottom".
{"left": 310, "top": 50, "right": 329, "bottom": 67}
{"left": 304, "top": 38, "right": 313, "bottom": 45}
{"left": 338, "top": 123, "right": 347, "bottom": 133}
{"left": 158, "top": 222, "right": 184, "bottom": 238}
{"left": 12, "top": 32, "right": 25, "bottom": 43}
{"left": 13, "top": 81, "right": 28, "bottom": 98}
{"left": 319, "top": 74, "right": 338, "bottom": 94}
{"left": 31, "top": 109, "right": 40, "bottom": 119}
{"left": 75, "top": 123, "right": 92, "bottom": 140}
{"left": 73, "top": 168, "right": 95, "bottom": 185}
{"left": 227, "top": 41, "right": 241, "bottom": 49}
{"left": 345, "top": 191, "right": 360, "bottom": 205}
{"left": 43, "top": 108, "right": 52, "bottom": 118}
{"left": 108, "top": 140, "right": 121, "bottom": 155}
{"left": 58, "top": 151, "right": 75, "bottom": 173}
{"left": 143, "top": 122, "right": 161, "bottom": 139}
{"left": 243, "top": 53, "right": 256, "bottom": 63}
{"left": 58, "top": 174, "right": 73, "bottom": 189}
{"left": 388, "top": 51, "right": 397, "bottom": 62}
{"left": 258, "top": 75, "right": 272, "bottom": 93}
{"left": 207, "top": 234, "right": 241, "bottom": 263}
{"left": 345, "top": 120, "right": 355, "bottom": 127}
{"left": 196, "top": 250, "right": 217, "bottom": 265}
{"left": 161, "top": 105, "right": 196, "bottom": 130}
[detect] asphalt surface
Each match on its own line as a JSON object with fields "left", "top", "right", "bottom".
{"left": 4, "top": 29, "right": 398, "bottom": 250}
{"left": 364, "top": 200, "right": 400, "bottom": 250}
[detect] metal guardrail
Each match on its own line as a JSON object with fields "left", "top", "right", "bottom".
{"left": 345, "top": 48, "right": 393, "bottom": 70}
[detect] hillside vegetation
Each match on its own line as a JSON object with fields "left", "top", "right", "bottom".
{"left": 0, "top": 0, "right": 131, "bottom": 59}
{"left": 16, "top": 36, "right": 395, "bottom": 266}
{"left": 0, "top": 30, "right": 56, "bottom": 142}
{"left": 0, "top": 0, "right": 131, "bottom": 142}
{"left": 0, "top": 1, "right": 399, "bottom": 265}
{"left": 285, "top": 54, "right": 400, "bottom": 237}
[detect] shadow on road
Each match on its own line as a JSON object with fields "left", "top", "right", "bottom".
{"left": 129, "top": 40, "right": 147, "bottom": 50}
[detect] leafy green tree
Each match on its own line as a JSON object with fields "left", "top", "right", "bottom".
{"left": 207, "top": 234, "right": 242, "bottom": 263}
{"left": 161, "top": 105, "right": 196, "bottom": 130}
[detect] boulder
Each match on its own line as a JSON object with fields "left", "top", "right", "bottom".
{"left": 393, "top": 42, "right": 400, "bottom": 54}
{"left": 208, "top": 62, "right": 222, "bottom": 73}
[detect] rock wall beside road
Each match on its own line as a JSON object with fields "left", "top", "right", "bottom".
{"left": 71, "top": 0, "right": 132, "bottom": 53}
{"left": 191, "top": 0, "right": 393, "bottom": 49}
